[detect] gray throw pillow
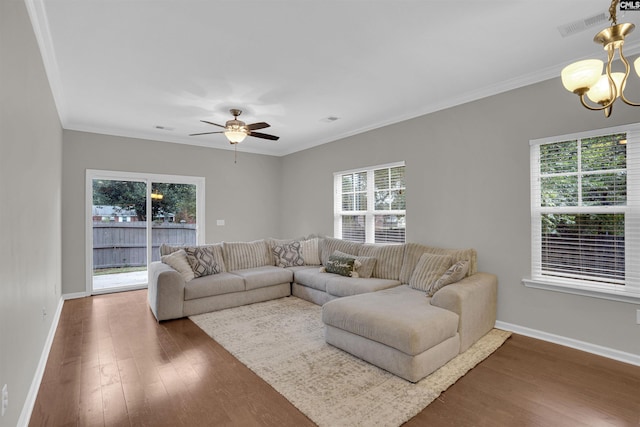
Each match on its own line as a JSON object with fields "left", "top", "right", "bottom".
{"left": 427, "top": 260, "right": 470, "bottom": 297}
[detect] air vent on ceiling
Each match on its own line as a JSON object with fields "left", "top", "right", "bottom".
{"left": 558, "top": 11, "right": 608, "bottom": 38}
{"left": 321, "top": 116, "right": 340, "bottom": 123}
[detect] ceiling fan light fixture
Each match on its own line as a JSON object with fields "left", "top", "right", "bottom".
{"left": 560, "top": 0, "right": 640, "bottom": 117}
{"left": 189, "top": 109, "right": 278, "bottom": 146}
{"left": 224, "top": 128, "right": 248, "bottom": 143}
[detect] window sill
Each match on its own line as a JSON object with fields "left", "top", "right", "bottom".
{"left": 522, "top": 277, "right": 640, "bottom": 304}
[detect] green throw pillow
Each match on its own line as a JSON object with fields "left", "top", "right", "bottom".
{"left": 324, "top": 253, "right": 358, "bottom": 277}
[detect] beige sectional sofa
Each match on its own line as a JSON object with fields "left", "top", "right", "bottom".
{"left": 147, "top": 236, "right": 497, "bottom": 382}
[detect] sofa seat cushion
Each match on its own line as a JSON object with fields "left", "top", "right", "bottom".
{"left": 232, "top": 266, "right": 294, "bottom": 291}
{"left": 285, "top": 265, "right": 320, "bottom": 274}
{"left": 184, "top": 272, "right": 245, "bottom": 301}
{"left": 292, "top": 267, "right": 339, "bottom": 292}
{"left": 325, "top": 277, "right": 401, "bottom": 298}
{"left": 322, "top": 285, "right": 459, "bottom": 356}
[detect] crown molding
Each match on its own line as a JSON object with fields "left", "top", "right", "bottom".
{"left": 24, "top": 0, "right": 67, "bottom": 125}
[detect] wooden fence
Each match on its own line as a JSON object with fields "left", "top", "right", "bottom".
{"left": 93, "top": 222, "right": 196, "bottom": 269}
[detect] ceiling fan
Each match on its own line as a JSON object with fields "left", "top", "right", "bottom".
{"left": 189, "top": 109, "right": 279, "bottom": 144}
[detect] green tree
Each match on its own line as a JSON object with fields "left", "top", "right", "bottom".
{"left": 93, "top": 180, "right": 147, "bottom": 220}
{"left": 93, "top": 181, "right": 197, "bottom": 222}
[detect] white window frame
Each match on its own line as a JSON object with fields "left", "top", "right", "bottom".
{"left": 524, "top": 123, "right": 640, "bottom": 304}
{"left": 334, "top": 161, "right": 406, "bottom": 244}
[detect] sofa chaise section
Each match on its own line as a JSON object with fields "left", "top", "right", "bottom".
{"left": 323, "top": 285, "right": 461, "bottom": 382}
{"left": 322, "top": 272, "right": 498, "bottom": 382}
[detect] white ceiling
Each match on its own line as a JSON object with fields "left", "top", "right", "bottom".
{"left": 26, "top": 0, "right": 640, "bottom": 156}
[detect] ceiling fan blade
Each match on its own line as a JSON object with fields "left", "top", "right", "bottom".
{"left": 246, "top": 122, "right": 270, "bottom": 131}
{"left": 200, "top": 120, "right": 226, "bottom": 128}
{"left": 249, "top": 131, "right": 279, "bottom": 141}
{"left": 189, "top": 131, "right": 224, "bottom": 136}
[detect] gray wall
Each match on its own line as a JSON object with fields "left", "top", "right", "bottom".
{"left": 280, "top": 78, "right": 640, "bottom": 357}
{"left": 0, "top": 1, "right": 63, "bottom": 426}
{"left": 62, "top": 131, "right": 283, "bottom": 294}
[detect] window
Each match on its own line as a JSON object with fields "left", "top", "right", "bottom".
{"left": 334, "top": 162, "right": 406, "bottom": 244}
{"left": 527, "top": 124, "right": 640, "bottom": 303}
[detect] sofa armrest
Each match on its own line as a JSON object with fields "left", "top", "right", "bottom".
{"left": 148, "top": 261, "right": 185, "bottom": 321}
{"left": 430, "top": 272, "right": 497, "bottom": 352}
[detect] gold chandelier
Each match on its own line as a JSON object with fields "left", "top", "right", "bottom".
{"left": 561, "top": 0, "right": 640, "bottom": 117}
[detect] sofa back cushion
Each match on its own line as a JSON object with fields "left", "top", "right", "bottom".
{"left": 159, "top": 243, "right": 226, "bottom": 273}
{"left": 399, "top": 243, "right": 477, "bottom": 284}
{"left": 358, "top": 244, "right": 405, "bottom": 280}
{"left": 320, "top": 237, "right": 361, "bottom": 265}
{"left": 223, "top": 240, "right": 271, "bottom": 271}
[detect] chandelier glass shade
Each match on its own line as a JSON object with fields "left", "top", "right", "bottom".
{"left": 561, "top": 0, "right": 640, "bottom": 117}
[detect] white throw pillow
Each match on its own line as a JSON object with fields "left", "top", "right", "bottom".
{"left": 161, "top": 249, "right": 195, "bottom": 282}
{"left": 299, "top": 238, "right": 321, "bottom": 265}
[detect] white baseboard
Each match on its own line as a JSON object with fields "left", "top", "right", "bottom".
{"left": 495, "top": 321, "right": 640, "bottom": 367}
{"left": 17, "top": 296, "right": 65, "bottom": 427}
{"left": 63, "top": 291, "right": 88, "bottom": 300}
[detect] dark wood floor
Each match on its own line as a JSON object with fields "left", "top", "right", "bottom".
{"left": 29, "top": 290, "right": 640, "bottom": 427}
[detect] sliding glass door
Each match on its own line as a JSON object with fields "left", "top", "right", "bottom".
{"left": 87, "top": 171, "right": 205, "bottom": 295}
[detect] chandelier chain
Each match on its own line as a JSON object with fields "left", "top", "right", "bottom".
{"left": 609, "top": 0, "right": 618, "bottom": 25}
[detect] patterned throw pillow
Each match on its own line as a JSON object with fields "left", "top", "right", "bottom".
{"left": 323, "top": 253, "right": 359, "bottom": 277}
{"left": 272, "top": 241, "right": 305, "bottom": 268}
{"left": 184, "top": 246, "right": 222, "bottom": 278}
{"left": 161, "top": 249, "right": 195, "bottom": 282}
{"left": 409, "top": 252, "right": 453, "bottom": 292}
{"left": 427, "top": 260, "right": 470, "bottom": 297}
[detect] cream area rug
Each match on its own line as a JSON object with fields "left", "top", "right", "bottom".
{"left": 190, "top": 296, "right": 511, "bottom": 427}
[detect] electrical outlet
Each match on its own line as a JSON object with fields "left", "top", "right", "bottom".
{"left": 636, "top": 309, "right": 640, "bottom": 325}
{"left": 2, "top": 384, "right": 8, "bottom": 416}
